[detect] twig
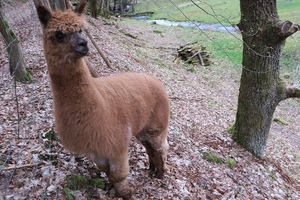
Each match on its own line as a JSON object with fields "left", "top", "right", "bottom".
{"left": 120, "top": 30, "right": 138, "bottom": 39}
{"left": 13, "top": 78, "right": 20, "bottom": 138}
{"left": 285, "top": 86, "right": 300, "bottom": 99}
{"left": 169, "top": 96, "right": 203, "bottom": 102}
{"left": 179, "top": 41, "right": 197, "bottom": 48}
{"left": 84, "top": 58, "right": 100, "bottom": 77}
{"left": 197, "top": 51, "right": 204, "bottom": 66}
{"left": 185, "top": 50, "right": 202, "bottom": 64}
{"left": 85, "top": 29, "right": 113, "bottom": 69}
{"left": 1, "top": 163, "right": 42, "bottom": 171}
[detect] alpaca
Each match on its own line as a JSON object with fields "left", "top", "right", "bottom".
{"left": 36, "top": 0, "right": 169, "bottom": 199}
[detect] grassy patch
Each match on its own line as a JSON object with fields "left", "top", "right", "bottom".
{"left": 278, "top": 0, "right": 300, "bottom": 21}
{"left": 209, "top": 35, "right": 243, "bottom": 64}
{"left": 42, "top": 128, "right": 58, "bottom": 141}
{"left": 65, "top": 173, "right": 105, "bottom": 190}
{"left": 273, "top": 118, "right": 289, "bottom": 125}
{"left": 64, "top": 173, "right": 105, "bottom": 199}
{"left": 202, "top": 152, "right": 224, "bottom": 164}
{"left": 228, "top": 123, "right": 236, "bottom": 135}
{"left": 264, "top": 166, "right": 276, "bottom": 180}
{"left": 153, "top": 29, "right": 163, "bottom": 34}
{"left": 39, "top": 128, "right": 59, "bottom": 165}
{"left": 135, "top": 0, "right": 240, "bottom": 24}
{"left": 135, "top": 0, "right": 300, "bottom": 24}
{"left": 64, "top": 188, "right": 75, "bottom": 200}
{"left": 225, "top": 158, "right": 237, "bottom": 168}
{"left": 66, "top": 174, "right": 89, "bottom": 190}
{"left": 134, "top": 0, "right": 300, "bottom": 75}
{"left": 201, "top": 151, "right": 237, "bottom": 168}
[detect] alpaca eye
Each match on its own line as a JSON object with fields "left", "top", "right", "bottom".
{"left": 55, "top": 32, "right": 65, "bottom": 42}
{"left": 79, "top": 29, "right": 82, "bottom": 34}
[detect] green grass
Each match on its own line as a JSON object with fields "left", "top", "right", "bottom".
{"left": 168, "top": 25, "right": 243, "bottom": 65}
{"left": 278, "top": 0, "right": 300, "bottom": 21}
{"left": 209, "top": 34, "right": 243, "bottom": 64}
{"left": 135, "top": 0, "right": 240, "bottom": 25}
{"left": 135, "top": 0, "right": 300, "bottom": 24}
{"left": 64, "top": 174, "right": 105, "bottom": 199}
{"left": 201, "top": 151, "right": 237, "bottom": 168}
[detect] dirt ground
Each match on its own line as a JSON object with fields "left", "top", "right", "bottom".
{"left": 1, "top": 2, "right": 300, "bottom": 199}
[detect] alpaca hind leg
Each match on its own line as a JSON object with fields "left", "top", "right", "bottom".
{"left": 93, "top": 157, "right": 110, "bottom": 175}
{"left": 139, "top": 129, "right": 168, "bottom": 179}
{"left": 150, "top": 135, "right": 168, "bottom": 178}
{"left": 141, "top": 141, "right": 156, "bottom": 171}
{"left": 108, "top": 154, "right": 132, "bottom": 199}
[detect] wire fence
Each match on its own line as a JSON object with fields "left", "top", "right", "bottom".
{"left": 0, "top": 0, "right": 54, "bottom": 198}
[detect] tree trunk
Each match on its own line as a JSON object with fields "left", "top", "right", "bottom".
{"left": 89, "top": 0, "right": 98, "bottom": 18}
{"left": 33, "top": 0, "right": 51, "bottom": 8}
{"left": 0, "top": 4, "right": 31, "bottom": 82}
{"left": 234, "top": 0, "right": 300, "bottom": 157}
{"left": 119, "top": 0, "right": 123, "bottom": 15}
{"left": 49, "top": 0, "right": 66, "bottom": 10}
{"left": 103, "top": 0, "right": 110, "bottom": 18}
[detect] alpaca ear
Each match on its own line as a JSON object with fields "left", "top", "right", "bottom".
{"left": 74, "top": 0, "right": 87, "bottom": 15}
{"left": 37, "top": 5, "right": 52, "bottom": 26}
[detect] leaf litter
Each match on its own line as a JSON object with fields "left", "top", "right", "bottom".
{"left": 0, "top": 2, "right": 300, "bottom": 199}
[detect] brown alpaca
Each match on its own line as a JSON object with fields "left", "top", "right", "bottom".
{"left": 36, "top": 0, "right": 169, "bottom": 199}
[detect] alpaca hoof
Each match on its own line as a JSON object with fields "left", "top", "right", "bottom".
{"left": 114, "top": 181, "right": 133, "bottom": 200}
{"left": 148, "top": 169, "right": 164, "bottom": 179}
{"left": 155, "top": 170, "right": 164, "bottom": 179}
{"left": 150, "top": 165, "right": 167, "bottom": 179}
{"left": 116, "top": 187, "right": 133, "bottom": 200}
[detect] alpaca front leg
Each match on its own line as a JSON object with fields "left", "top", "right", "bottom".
{"left": 108, "top": 155, "right": 132, "bottom": 199}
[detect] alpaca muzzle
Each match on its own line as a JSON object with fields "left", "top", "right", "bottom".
{"left": 73, "top": 33, "right": 89, "bottom": 57}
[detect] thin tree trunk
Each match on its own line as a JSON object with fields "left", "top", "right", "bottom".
{"left": 0, "top": 4, "right": 31, "bottom": 82}
{"left": 89, "top": 0, "right": 98, "bottom": 18}
{"left": 33, "top": 0, "right": 51, "bottom": 9}
{"left": 234, "top": 0, "right": 299, "bottom": 157}
{"left": 119, "top": 0, "right": 123, "bottom": 15}
{"left": 49, "top": 0, "right": 66, "bottom": 11}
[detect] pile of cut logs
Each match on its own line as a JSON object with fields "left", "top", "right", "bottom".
{"left": 176, "top": 42, "right": 211, "bottom": 66}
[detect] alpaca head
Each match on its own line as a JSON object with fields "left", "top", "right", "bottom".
{"left": 37, "top": 0, "right": 88, "bottom": 61}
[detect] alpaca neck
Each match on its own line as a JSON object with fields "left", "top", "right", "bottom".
{"left": 46, "top": 56, "right": 93, "bottom": 94}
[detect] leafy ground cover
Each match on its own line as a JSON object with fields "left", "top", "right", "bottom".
{"left": 1, "top": 1, "right": 300, "bottom": 199}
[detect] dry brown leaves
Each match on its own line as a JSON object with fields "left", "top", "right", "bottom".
{"left": 1, "top": 1, "right": 300, "bottom": 199}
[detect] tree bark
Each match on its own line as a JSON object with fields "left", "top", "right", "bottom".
{"left": 0, "top": 4, "right": 31, "bottom": 82}
{"left": 34, "top": 0, "right": 71, "bottom": 11}
{"left": 234, "top": 0, "right": 299, "bottom": 157}
{"left": 33, "top": 0, "right": 50, "bottom": 8}
{"left": 89, "top": 0, "right": 98, "bottom": 18}
{"left": 49, "top": 0, "right": 67, "bottom": 11}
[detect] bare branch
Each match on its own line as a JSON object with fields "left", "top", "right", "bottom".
{"left": 84, "top": 57, "right": 100, "bottom": 77}
{"left": 1, "top": 163, "right": 42, "bottom": 171}
{"left": 279, "top": 20, "right": 300, "bottom": 38}
{"left": 285, "top": 85, "right": 300, "bottom": 99}
{"left": 85, "top": 28, "right": 113, "bottom": 69}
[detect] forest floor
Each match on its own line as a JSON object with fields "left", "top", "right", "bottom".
{"left": 1, "top": 3, "right": 300, "bottom": 200}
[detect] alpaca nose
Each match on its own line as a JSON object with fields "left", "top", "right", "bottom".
{"left": 73, "top": 33, "right": 89, "bottom": 56}
{"left": 77, "top": 38, "right": 87, "bottom": 47}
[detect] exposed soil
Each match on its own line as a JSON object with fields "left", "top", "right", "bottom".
{"left": 1, "top": 2, "right": 300, "bottom": 199}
